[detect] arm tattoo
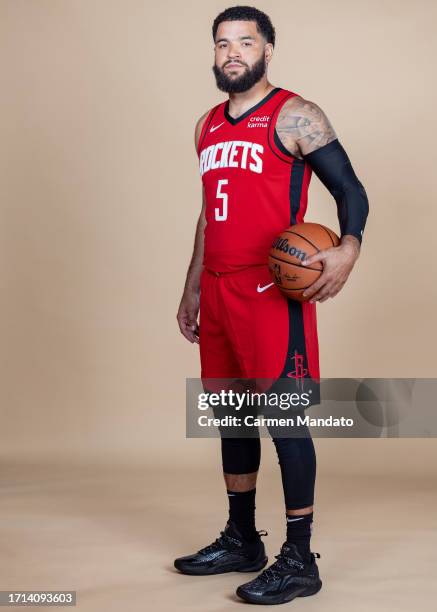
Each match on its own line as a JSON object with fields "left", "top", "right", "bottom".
{"left": 275, "top": 96, "right": 337, "bottom": 157}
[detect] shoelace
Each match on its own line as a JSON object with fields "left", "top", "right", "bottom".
{"left": 198, "top": 531, "right": 240, "bottom": 555}
{"left": 198, "top": 528, "right": 268, "bottom": 555}
{"left": 256, "top": 553, "right": 305, "bottom": 583}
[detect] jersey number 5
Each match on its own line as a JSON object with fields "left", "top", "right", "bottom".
{"left": 215, "top": 179, "right": 228, "bottom": 221}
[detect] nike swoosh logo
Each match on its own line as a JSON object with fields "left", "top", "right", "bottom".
{"left": 257, "top": 282, "right": 274, "bottom": 293}
{"left": 286, "top": 516, "right": 305, "bottom": 522}
{"left": 210, "top": 122, "right": 224, "bottom": 133}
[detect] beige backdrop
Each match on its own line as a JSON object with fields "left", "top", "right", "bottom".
{"left": 1, "top": 0, "right": 436, "bottom": 473}
{"left": 1, "top": 2, "right": 437, "bottom": 610}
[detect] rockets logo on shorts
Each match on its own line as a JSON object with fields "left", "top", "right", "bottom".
{"left": 199, "top": 141, "right": 263, "bottom": 176}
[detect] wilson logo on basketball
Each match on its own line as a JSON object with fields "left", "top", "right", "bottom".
{"left": 271, "top": 237, "right": 308, "bottom": 262}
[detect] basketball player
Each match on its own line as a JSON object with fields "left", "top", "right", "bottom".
{"left": 175, "top": 6, "right": 369, "bottom": 606}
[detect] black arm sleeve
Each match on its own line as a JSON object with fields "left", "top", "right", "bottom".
{"left": 303, "top": 139, "right": 369, "bottom": 243}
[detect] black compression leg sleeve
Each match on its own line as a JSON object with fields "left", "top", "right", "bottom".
{"left": 221, "top": 437, "right": 261, "bottom": 474}
{"left": 270, "top": 435, "right": 316, "bottom": 510}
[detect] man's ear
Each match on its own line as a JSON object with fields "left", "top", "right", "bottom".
{"left": 265, "top": 43, "right": 273, "bottom": 64}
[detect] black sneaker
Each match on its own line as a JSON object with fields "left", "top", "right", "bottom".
{"left": 236, "top": 542, "right": 322, "bottom": 605}
{"left": 174, "top": 521, "right": 268, "bottom": 576}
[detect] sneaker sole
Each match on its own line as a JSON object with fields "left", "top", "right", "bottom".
{"left": 175, "top": 556, "right": 268, "bottom": 576}
{"left": 236, "top": 579, "right": 322, "bottom": 605}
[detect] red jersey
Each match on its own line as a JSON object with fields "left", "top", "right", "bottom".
{"left": 197, "top": 87, "right": 312, "bottom": 273}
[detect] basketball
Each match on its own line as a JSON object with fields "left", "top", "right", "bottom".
{"left": 268, "top": 223, "right": 340, "bottom": 302}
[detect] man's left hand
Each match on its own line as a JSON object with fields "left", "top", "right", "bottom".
{"left": 301, "top": 236, "right": 360, "bottom": 303}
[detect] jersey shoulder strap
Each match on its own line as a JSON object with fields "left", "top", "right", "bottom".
{"left": 196, "top": 103, "right": 223, "bottom": 157}
{"left": 267, "top": 89, "right": 300, "bottom": 164}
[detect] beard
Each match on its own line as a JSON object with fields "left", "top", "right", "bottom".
{"left": 212, "top": 54, "right": 266, "bottom": 93}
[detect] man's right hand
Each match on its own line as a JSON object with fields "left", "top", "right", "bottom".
{"left": 177, "top": 290, "right": 200, "bottom": 344}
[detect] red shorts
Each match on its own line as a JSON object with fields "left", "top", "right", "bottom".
{"left": 199, "top": 265, "right": 320, "bottom": 387}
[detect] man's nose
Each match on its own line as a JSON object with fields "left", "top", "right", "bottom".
{"left": 227, "top": 43, "right": 241, "bottom": 59}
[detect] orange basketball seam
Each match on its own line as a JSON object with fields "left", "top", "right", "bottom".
{"left": 278, "top": 285, "right": 313, "bottom": 291}
{"left": 318, "top": 224, "right": 336, "bottom": 247}
{"left": 282, "top": 229, "right": 320, "bottom": 253}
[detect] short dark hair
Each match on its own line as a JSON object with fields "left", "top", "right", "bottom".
{"left": 212, "top": 6, "right": 276, "bottom": 47}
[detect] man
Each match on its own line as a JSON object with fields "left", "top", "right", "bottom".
{"left": 175, "top": 5, "right": 368, "bottom": 606}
